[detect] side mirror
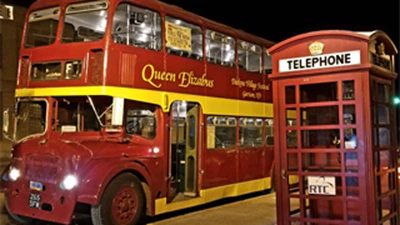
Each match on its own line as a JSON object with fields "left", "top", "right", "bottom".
{"left": 2, "top": 109, "right": 13, "bottom": 142}
{"left": 3, "top": 109, "right": 10, "bottom": 133}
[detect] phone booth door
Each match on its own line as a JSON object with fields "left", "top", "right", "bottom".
{"left": 277, "top": 74, "right": 365, "bottom": 224}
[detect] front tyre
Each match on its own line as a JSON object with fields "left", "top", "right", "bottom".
{"left": 91, "top": 173, "right": 145, "bottom": 225}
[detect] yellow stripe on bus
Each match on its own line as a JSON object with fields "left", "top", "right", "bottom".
{"left": 15, "top": 86, "right": 274, "bottom": 117}
{"left": 154, "top": 177, "right": 271, "bottom": 215}
{"left": 154, "top": 175, "right": 300, "bottom": 215}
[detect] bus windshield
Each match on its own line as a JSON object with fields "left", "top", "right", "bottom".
{"left": 15, "top": 99, "right": 47, "bottom": 141}
{"left": 24, "top": 7, "right": 60, "bottom": 48}
{"left": 61, "top": 1, "right": 108, "bottom": 43}
{"left": 55, "top": 96, "right": 113, "bottom": 133}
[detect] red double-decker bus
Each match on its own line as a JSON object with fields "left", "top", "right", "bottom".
{"left": 1, "top": 0, "right": 276, "bottom": 224}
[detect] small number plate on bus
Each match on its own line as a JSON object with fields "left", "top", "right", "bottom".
{"left": 29, "top": 193, "right": 41, "bottom": 208}
{"left": 29, "top": 181, "right": 43, "bottom": 191}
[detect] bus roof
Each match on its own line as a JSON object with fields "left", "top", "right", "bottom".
{"left": 29, "top": 0, "right": 275, "bottom": 48}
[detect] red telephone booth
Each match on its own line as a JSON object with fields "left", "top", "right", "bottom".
{"left": 268, "top": 30, "right": 399, "bottom": 225}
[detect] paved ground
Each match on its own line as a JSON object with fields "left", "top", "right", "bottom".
{"left": 0, "top": 191, "right": 277, "bottom": 225}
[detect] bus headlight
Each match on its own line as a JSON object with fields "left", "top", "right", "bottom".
{"left": 60, "top": 174, "right": 78, "bottom": 190}
{"left": 9, "top": 168, "right": 20, "bottom": 181}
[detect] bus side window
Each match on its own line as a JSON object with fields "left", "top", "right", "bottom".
{"left": 205, "top": 30, "right": 235, "bottom": 67}
{"left": 206, "top": 116, "right": 236, "bottom": 149}
{"left": 112, "top": 3, "right": 162, "bottom": 51}
{"left": 265, "top": 118, "right": 274, "bottom": 146}
{"left": 165, "top": 16, "right": 203, "bottom": 60}
{"left": 239, "top": 117, "right": 263, "bottom": 148}
{"left": 238, "top": 40, "right": 262, "bottom": 73}
{"left": 125, "top": 108, "right": 156, "bottom": 139}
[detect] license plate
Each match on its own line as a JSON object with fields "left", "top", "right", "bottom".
{"left": 29, "top": 181, "right": 43, "bottom": 191}
{"left": 29, "top": 193, "right": 41, "bottom": 208}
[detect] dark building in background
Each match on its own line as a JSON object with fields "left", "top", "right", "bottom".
{"left": 0, "top": 3, "right": 27, "bottom": 163}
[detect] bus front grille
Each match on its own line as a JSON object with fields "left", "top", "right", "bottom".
{"left": 25, "top": 154, "right": 60, "bottom": 184}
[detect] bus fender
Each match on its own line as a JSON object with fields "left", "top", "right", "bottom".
{"left": 76, "top": 160, "right": 153, "bottom": 206}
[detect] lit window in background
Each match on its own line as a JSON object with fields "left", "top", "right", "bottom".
{"left": 0, "top": 5, "right": 14, "bottom": 20}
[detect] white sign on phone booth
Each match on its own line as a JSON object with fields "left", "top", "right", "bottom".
{"left": 308, "top": 176, "right": 336, "bottom": 195}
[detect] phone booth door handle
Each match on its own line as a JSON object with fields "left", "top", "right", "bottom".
{"left": 281, "top": 169, "right": 287, "bottom": 179}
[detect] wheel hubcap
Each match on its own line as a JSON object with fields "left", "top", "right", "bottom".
{"left": 112, "top": 187, "right": 138, "bottom": 224}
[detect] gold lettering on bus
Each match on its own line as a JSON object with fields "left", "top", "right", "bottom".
{"left": 178, "top": 72, "right": 214, "bottom": 88}
{"left": 231, "top": 77, "right": 270, "bottom": 91}
{"left": 242, "top": 91, "right": 262, "bottom": 99}
{"left": 257, "top": 83, "right": 270, "bottom": 91}
{"left": 141, "top": 64, "right": 214, "bottom": 89}
{"left": 142, "top": 64, "right": 176, "bottom": 88}
{"left": 242, "top": 91, "right": 256, "bottom": 99}
{"left": 231, "top": 78, "right": 245, "bottom": 88}
{"left": 231, "top": 77, "right": 270, "bottom": 99}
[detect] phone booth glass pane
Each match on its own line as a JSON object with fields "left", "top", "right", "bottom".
{"left": 371, "top": 76, "right": 398, "bottom": 223}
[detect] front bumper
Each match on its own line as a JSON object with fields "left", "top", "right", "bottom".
{"left": 6, "top": 180, "right": 77, "bottom": 225}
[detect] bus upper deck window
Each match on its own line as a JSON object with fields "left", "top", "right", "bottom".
{"left": 205, "top": 30, "right": 235, "bottom": 67}
{"left": 112, "top": 4, "right": 161, "bottom": 51}
{"left": 165, "top": 16, "right": 203, "bottom": 60}
{"left": 25, "top": 7, "right": 60, "bottom": 48}
{"left": 238, "top": 40, "right": 262, "bottom": 73}
{"left": 61, "top": 1, "right": 108, "bottom": 43}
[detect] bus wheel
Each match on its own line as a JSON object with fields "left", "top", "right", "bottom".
{"left": 91, "top": 173, "right": 145, "bottom": 225}
{"left": 5, "top": 195, "right": 34, "bottom": 224}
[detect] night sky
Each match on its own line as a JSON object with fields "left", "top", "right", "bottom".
{"left": 7, "top": 0, "right": 400, "bottom": 87}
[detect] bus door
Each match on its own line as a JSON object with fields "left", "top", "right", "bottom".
{"left": 168, "top": 101, "right": 199, "bottom": 202}
{"left": 183, "top": 104, "right": 199, "bottom": 197}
